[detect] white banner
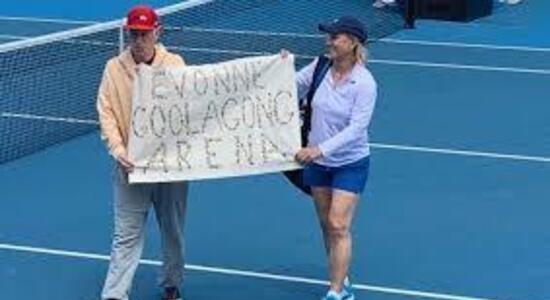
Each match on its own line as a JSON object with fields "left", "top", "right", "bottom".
{"left": 128, "top": 54, "right": 302, "bottom": 183}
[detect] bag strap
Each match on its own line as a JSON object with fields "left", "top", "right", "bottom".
{"left": 302, "top": 55, "right": 332, "bottom": 139}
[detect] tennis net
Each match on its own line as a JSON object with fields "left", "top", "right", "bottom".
{"left": 0, "top": 0, "right": 414, "bottom": 163}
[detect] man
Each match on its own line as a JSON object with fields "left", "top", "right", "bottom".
{"left": 96, "top": 5, "right": 187, "bottom": 300}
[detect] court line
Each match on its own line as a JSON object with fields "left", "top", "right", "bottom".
{"left": 378, "top": 38, "right": 550, "bottom": 52}
{"left": 0, "top": 15, "right": 97, "bottom": 25}
{"left": 0, "top": 34, "right": 29, "bottom": 40}
{"left": 1, "top": 34, "right": 546, "bottom": 73}
{"left": 1, "top": 15, "right": 549, "bottom": 53}
{"left": 368, "top": 59, "right": 550, "bottom": 75}
{"left": 164, "top": 27, "right": 550, "bottom": 53}
{"left": 0, "top": 34, "right": 118, "bottom": 47}
{"left": 370, "top": 143, "right": 550, "bottom": 163}
{"left": 0, "top": 243, "right": 499, "bottom": 300}
{"left": 164, "top": 46, "right": 550, "bottom": 74}
{"left": 0, "top": 1, "right": 214, "bottom": 53}
{"left": 1, "top": 19, "right": 548, "bottom": 74}
{"left": 1, "top": 112, "right": 99, "bottom": 125}
{"left": 2, "top": 112, "right": 549, "bottom": 163}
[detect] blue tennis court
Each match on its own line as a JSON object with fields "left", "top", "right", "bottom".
{"left": 1, "top": 1, "right": 550, "bottom": 300}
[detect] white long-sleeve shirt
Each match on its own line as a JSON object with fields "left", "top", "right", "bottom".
{"left": 296, "top": 59, "right": 377, "bottom": 167}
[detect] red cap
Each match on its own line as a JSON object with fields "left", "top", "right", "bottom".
{"left": 125, "top": 5, "right": 159, "bottom": 30}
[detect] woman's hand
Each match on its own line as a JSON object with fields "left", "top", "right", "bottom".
{"left": 280, "top": 49, "right": 290, "bottom": 59}
{"left": 295, "top": 146, "right": 323, "bottom": 165}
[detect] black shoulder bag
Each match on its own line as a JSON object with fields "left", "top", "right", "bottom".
{"left": 283, "top": 55, "right": 332, "bottom": 196}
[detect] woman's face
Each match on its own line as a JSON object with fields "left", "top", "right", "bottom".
{"left": 325, "top": 33, "right": 357, "bottom": 60}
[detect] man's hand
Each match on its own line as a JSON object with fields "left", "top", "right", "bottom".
{"left": 116, "top": 153, "right": 135, "bottom": 173}
{"left": 295, "top": 146, "right": 323, "bottom": 165}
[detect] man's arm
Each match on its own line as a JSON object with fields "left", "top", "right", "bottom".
{"left": 96, "top": 62, "right": 128, "bottom": 162}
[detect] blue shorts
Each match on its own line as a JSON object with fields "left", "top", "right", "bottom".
{"left": 303, "top": 156, "right": 370, "bottom": 194}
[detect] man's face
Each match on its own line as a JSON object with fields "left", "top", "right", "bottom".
{"left": 128, "top": 28, "right": 159, "bottom": 63}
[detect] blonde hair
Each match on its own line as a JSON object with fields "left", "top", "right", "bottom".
{"left": 345, "top": 33, "right": 367, "bottom": 64}
{"left": 355, "top": 42, "right": 368, "bottom": 64}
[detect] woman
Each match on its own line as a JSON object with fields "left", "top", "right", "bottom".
{"left": 295, "top": 16, "right": 376, "bottom": 300}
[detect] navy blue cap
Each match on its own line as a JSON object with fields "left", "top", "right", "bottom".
{"left": 318, "top": 16, "right": 368, "bottom": 44}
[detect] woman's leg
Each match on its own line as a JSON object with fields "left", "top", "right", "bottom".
{"left": 327, "top": 189, "right": 358, "bottom": 293}
{"left": 311, "top": 187, "right": 333, "bottom": 256}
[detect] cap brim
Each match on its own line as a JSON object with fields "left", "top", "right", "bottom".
{"left": 318, "top": 24, "right": 367, "bottom": 43}
{"left": 124, "top": 24, "right": 157, "bottom": 31}
{"left": 318, "top": 23, "right": 338, "bottom": 34}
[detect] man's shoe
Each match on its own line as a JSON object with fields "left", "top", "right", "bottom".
{"left": 161, "top": 287, "right": 182, "bottom": 300}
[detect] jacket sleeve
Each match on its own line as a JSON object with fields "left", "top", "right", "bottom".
{"left": 96, "top": 61, "right": 126, "bottom": 159}
{"left": 296, "top": 58, "right": 317, "bottom": 103}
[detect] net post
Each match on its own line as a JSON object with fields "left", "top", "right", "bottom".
{"left": 118, "top": 22, "right": 124, "bottom": 54}
{"left": 404, "top": 0, "right": 416, "bottom": 29}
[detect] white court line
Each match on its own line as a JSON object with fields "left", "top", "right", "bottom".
{"left": 2, "top": 15, "right": 549, "bottom": 53}
{"left": 164, "top": 27, "right": 550, "bottom": 53}
{"left": 0, "top": 112, "right": 99, "bottom": 125}
{"left": 0, "top": 1, "right": 214, "bottom": 53}
{"left": 379, "top": 38, "right": 550, "bottom": 52}
{"left": 0, "top": 15, "right": 97, "bottom": 25}
{"left": 0, "top": 243, "right": 498, "bottom": 300}
{"left": 1, "top": 16, "right": 549, "bottom": 74}
{"left": 169, "top": 46, "right": 550, "bottom": 75}
{"left": 1, "top": 36, "right": 549, "bottom": 74}
{"left": 0, "top": 112, "right": 550, "bottom": 163}
{"left": 370, "top": 143, "right": 550, "bottom": 163}
{"left": 2, "top": 112, "right": 550, "bottom": 164}
{"left": 164, "top": 25, "right": 321, "bottom": 38}
{"left": 369, "top": 59, "right": 550, "bottom": 75}
{"left": 0, "top": 34, "right": 29, "bottom": 40}
{"left": 0, "top": 35, "right": 117, "bottom": 47}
